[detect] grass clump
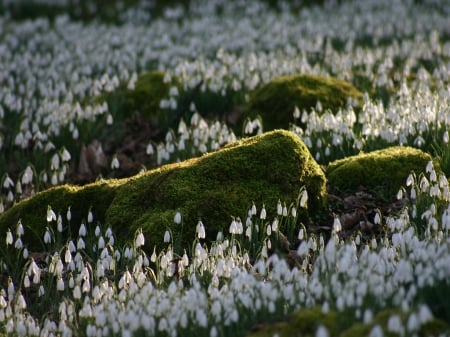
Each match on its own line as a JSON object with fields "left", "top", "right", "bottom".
{"left": 0, "top": 130, "right": 326, "bottom": 252}
{"left": 326, "top": 146, "right": 437, "bottom": 200}
{"left": 243, "top": 74, "right": 363, "bottom": 132}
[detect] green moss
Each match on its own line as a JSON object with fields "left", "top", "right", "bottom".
{"left": 243, "top": 74, "right": 362, "bottom": 132}
{"left": 0, "top": 181, "right": 122, "bottom": 250}
{"left": 248, "top": 307, "right": 450, "bottom": 337}
{"left": 326, "top": 146, "right": 436, "bottom": 199}
{"left": 247, "top": 307, "right": 355, "bottom": 337}
{"left": 0, "top": 130, "right": 326, "bottom": 252}
{"left": 126, "top": 71, "right": 179, "bottom": 125}
{"left": 106, "top": 129, "right": 327, "bottom": 250}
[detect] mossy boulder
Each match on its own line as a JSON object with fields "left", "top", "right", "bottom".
{"left": 126, "top": 70, "right": 178, "bottom": 124}
{"left": 326, "top": 146, "right": 438, "bottom": 199}
{"left": 242, "top": 74, "right": 363, "bottom": 132}
{"left": 247, "top": 307, "right": 353, "bottom": 337}
{"left": 0, "top": 130, "right": 326, "bottom": 252}
{"left": 92, "top": 70, "right": 180, "bottom": 138}
{"left": 247, "top": 307, "right": 450, "bottom": 337}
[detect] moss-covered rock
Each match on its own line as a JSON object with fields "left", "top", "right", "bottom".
{"left": 326, "top": 146, "right": 437, "bottom": 199}
{"left": 242, "top": 74, "right": 363, "bottom": 132}
{"left": 247, "top": 307, "right": 353, "bottom": 337}
{"left": 248, "top": 307, "right": 450, "bottom": 337}
{"left": 0, "top": 130, "right": 326, "bottom": 252}
{"left": 126, "top": 70, "right": 178, "bottom": 125}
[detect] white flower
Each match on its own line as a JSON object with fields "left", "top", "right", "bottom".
{"left": 196, "top": 221, "right": 206, "bottom": 239}
{"left": 79, "top": 223, "right": 87, "bottom": 237}
{"left": 418, "top": 304, "right": 433, "bottom": 323}
{"left": 443, "top": 131, "right": 449, "bottom": 144}
{"left": 135, "top": 231, "right": 145, "bottom": 247}
{"left": 333, "top": 217, "right": 342, "bottom": 233}
{"left": 251, "top": 202, "right": 257, "bottom": 216}
{"left": 61, "top": 147, "right": 71, "bottom": 162}
{"left": 57, "top": 278, "right": 64, "bottom": 291}
{"left": 316, "top": 325, "right": 329, "bottom": 337}
{"left": 57, "top": 215, "right": 63, "bottom": 232}
{"left": 23, "top": 275, "right": 30, "bottom": 288}
{"left": 174, "top": 210, "right": 182, "bottom": 224}
{"left": 3, "top": 175, "right": 14, "bottom": 189}
{"left": 47, "top": 206, "right": 57, "bottom": 222}
{"left": 111, "top": 156, "right": 120, "bottom": 169}
{"left": 87, "top": 209, "right": 93, "bottom": 223}
{"left": 67, "top": 207, "right": 72, "bottom": 221}
{"left": 369, "top": 325, "right": 384, "bottom": 337}
{"left": 21, "top": 166, "right": 33, "bottom": 185}
{"left": 387, "top": 315, "right": 403, "bottom": 334}
{"left": 291, "top": 206, "right": 297, "bottom": 218}
{"left": 6, "top": 230, "right": 13, "bottom": 246}
{"left": 277, "top": 200, "right": 282, "bottom": 215}
{"left": 260, "top": 204, "right": 266, "bottom": 220}
{"left": 297, "top": 241, "right": 309, "bottom": 257}
{"left": 164, "top": 230, "right": 171, "bottom": 243}
{"left": 300, "top": 189, "right": 308, "bottom": 208}
{"left": 14, "top": 238, "right": 23, "bottom": 250}
{"left": 293, "top": 105, "right": 300, "bottom": 119}
{"left": 406, "top": 173, "right": 414, "bottom": 186}
{"left": 44, "top": 228, "right": 52, "bottom": 244}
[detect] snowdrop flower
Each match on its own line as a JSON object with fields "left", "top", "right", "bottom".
{"left": 146, "top": 143, "right": 154, "bottom": 155}
{"left": 260, "top": 204, "right": 267, "bottom": 220}
{"left": 174, "top": 210, "right": 182, "bottom": 224}
{"left": 418, "top": 304, "right": 433, "bottom": 323}
{"left": 135, "top": 230, "right": 145, "bottom": 247}
{"left": 66, "top": 207, "right": 72, "bottom": 222}
{"left": 57, "top": 215, "right": 63, "bottom": 233}
{"left": 95, "top": 225, "right": 101, "bottom": 237}
{"left": 396, "top": 188, "right": 403, "bottom": 200}
{"left": 77, "top": 237, "right": 85, "bottom": 250}
{"left": 3, "top": 175, "right": 14, "bottom": 189}
{"left": 333, "top": 217, "right": 342, "bottom": 233}
{"left": 316, "top": 325, "right": 329, "bottom": 337}
{"left": 407, "top": 312, "right": 419, "bottom": 332}
{"left": 87, "top": 209, "right": 93, "bottom": 223}
{"left": 277, "top": 200, "right": 282, "bottom": 215}
{"left": 369, "top": 325, "right": 384, "bottom": 337}
{"left": 14, "top": 238, "right": 23, "bottom": 250}
{"left": 79, "top": 223, "right": 87, "bottom": 237}
{"left": 164, "top": 230, "right": 171, "bottom": 243}
{"left": 111, "top": 155, "right": 120, "bottom": 169}
{"left": 47, "top": 206, "right": 57, "bottom": 222}
{"left": 61, "top": 147, "right": 71, "bottom": 162}
{"left": 443, "top": 131, "right": 449, "bottom": 144}
{"left": 5, "top": 230, "right": 13, "bottom": 246}
{"left": 44, "top": 228, "right": 52, "bottom": 244}
{"left": 21, "top": 166, "right": 34, "bottom": 185}
{"left": 297, "top": 241, "right": 309, "bottom": 257}
{"left": 387, "top": 314, "right": 403, "bottom": 335}
{"left": 196, "top": 221, "right": 206, "bottom": 239}
{"left": 291, "top": 206, "right": 297, "bottom": 218}
{"left": 57, "top": 277, "right": 65, "bottom": 291}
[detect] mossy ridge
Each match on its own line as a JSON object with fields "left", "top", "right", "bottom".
{"left": 106, "top": 129, "right": 327, "bottom": 250}
{"left": 326, "top": 146, "right": 437, "bottom": 200}
{"left": 243, "top": 74, "right": 363, "bottom": 132}
{"left": 0, "top": 130, "right": 326, "bottom": 252}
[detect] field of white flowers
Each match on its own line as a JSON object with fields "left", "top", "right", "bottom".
{"left": 0, "top": 0, "right": 450, "bottom": 336}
